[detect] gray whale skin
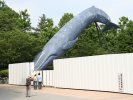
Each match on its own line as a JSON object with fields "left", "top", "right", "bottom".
{"left": 34, "top": 6, "right": 118, "bottom": 70}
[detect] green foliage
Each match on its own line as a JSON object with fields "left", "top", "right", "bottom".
{"left": 38, "top": 14, "right": 53, "bottom": 31}
{"left": 0, "top": 70, "right": 8, "bottom": 77}
{"left": 0, "top": 1, "right": 40, "bottom": 69}
{"left": 0, "top": 1, "right": 31, "bottom": 32}
{"left": 0, "top": 4, "right": 19, "bottom": 31}
{"left": 0, "top": 30, "right": 42, "bottom": 68}
{"left": 63, "top": 23, "right": 107, "bottom": 58}
{"left": 115, "top": 17, "right": 133, "bottom": 53}
{"left": 0, "top": 1, "right": 133, "bottom": 70}
{"left": 37, "top": 14, "right": 59, "bottom": 45}
{"left": 58, "top": 13, "right": 74, "bottom": 28}
{"left": 19, "top": 9, "right": 31, "bottom": 31}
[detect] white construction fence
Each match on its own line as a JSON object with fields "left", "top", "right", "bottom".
{"left": 8, "top": 63, "right": 53, "bottom": 86}
{"left": 9, "top": 62, "right": 34, "bottom": 85}
{"left": 8, "top": 53, "right": 133, "bottom": 94}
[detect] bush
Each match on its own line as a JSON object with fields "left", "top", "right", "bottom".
{"left": 0, "top": 69, "right": 8, "bottom": 77}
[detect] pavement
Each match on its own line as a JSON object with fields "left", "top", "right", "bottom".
{"left": 0, "top": 84, "right": 133, "bottom": 100}
{"left": 0, "top": 84, "right": 86, "bottom": 100}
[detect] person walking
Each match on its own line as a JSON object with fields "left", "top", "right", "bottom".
{"left": 33, "top": 74, "right": 37, "bottom": 90}
{"left": 26, "top": 75, "right": 32, "bottom": 97}
{"left": 37, "top": 73, "right": 42, "bottom": 89}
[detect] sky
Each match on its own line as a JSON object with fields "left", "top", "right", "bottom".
{"left": 5, "top": 0, "right": 133, "bottom": 27}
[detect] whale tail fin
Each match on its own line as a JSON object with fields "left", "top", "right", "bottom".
{"left": 102, "top": 22, "right": 119, "bottom": 33}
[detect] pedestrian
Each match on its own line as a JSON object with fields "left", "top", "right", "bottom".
{"left": 26, "top": 75, "right": 32, "bottom": 97}
{"left": 33, "top": 74, "right": 37, "bottom": 90}
{"left": 37, "top": 73, "right": 42, "bottom": 89}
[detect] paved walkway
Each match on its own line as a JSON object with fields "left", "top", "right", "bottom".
{"left": 0, "top": 84, "right": 133, "bottom": 100}
{"left": 0, "top": 84, "right": 86, "bottom": 100}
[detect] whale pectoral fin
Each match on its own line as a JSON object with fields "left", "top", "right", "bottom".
{"left": 63, "top": 38, "right": 78, "bottom": 50}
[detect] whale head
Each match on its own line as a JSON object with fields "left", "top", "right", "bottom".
{"left": 34, "top": 45, "right": 64, "bottom": 70}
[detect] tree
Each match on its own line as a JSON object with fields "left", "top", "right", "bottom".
{"left": 0, "top": 0, "right": 5, "bottom": 7}
{"left": 0, "top": 1, "right": 31, "bottom": 32}
{"left": 1, "top": 0, "right": 133, "bottom": 70}
{"left": 64, "top": 23, "right": 107, "bottom": 58}
{"left": 19, "top": 9, "right": 31, "bottom": 31}
{"left": 0, "top": 2, "right": 39, "bottom": 69}
{"left": 114, "top": 17, "right": 133, "bottom": 53}
{"left": 0, "top": 30, "right": 42, "bottom": 69}
{"left": 37, "top": 14, "right": 58, "bottom": 45}
{"left": 58, "top": 13, "right": 74, "bottom": 28}
{"left": 0, "top": 2, "right": 19, "bottom": 32}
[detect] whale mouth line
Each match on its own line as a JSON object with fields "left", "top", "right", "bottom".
{"left": 35, "top": 53, "right": 58, "bottom": 70}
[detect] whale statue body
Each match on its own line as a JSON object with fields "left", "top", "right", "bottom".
{"left": 34, "top": 6, "right": 118, "bottom": 70}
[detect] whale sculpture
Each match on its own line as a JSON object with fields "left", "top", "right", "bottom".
{"left": 34, "top": 6, "right": 118, "bottom": 70}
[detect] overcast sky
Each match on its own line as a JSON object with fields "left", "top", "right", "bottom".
{"left": 5, "top": 0, "right": 133, "bottom": 27}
